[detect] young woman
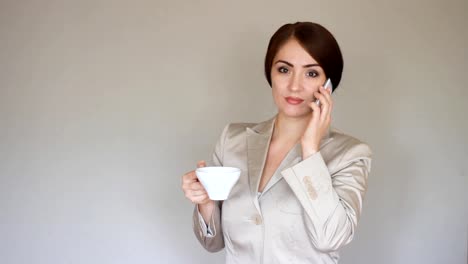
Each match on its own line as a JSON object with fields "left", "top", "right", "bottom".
{"left": 182, "top": 21, "right": 372, "bottom": 264}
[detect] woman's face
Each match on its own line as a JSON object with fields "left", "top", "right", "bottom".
{"left": 270, "top": 38, "right": 327, "bottom": 118}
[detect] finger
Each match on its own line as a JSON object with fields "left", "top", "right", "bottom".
{"left": 314, "top": 90, "right": 330, "bottom": 111}
{"left": 182, "top": 170, "right": 197, "bottom": 184}
{"left": 191, "top": 194, "right": 210, "bottom": 204}
{"left": 198, "top": 194, "right": 212, "bottom": 204}
{"left": 183, "top": 161, "right": 206, "bottom": 185}
{"left": 321, "top": 86, "right": 333, "bottom": 108}
{"left": 185, "top": 191, "right": 206, "bottom": 202}
{"left": 308, "top": 101, "right": 321, "bottom": 125}
{"left": 322, "top": 86, "right": 333, "bottom": 124}
{"left": 183, "top": 189, "right": 204, "bottom": 199}
{"left": 197, "top": 160, "right": 206, "bottom": 168}
{"left": 190, "top": 189, "right": 207, "bottom": 196}
{"left": 198, "top": 196, "right": 211, "bottom": 205}
{"left": 189, "top": 181, "right": 206, "bottom": 191}
{"left": 317, "top": 95, "right": 330, "bottom": 125}
{"left": 315, "top": 89, "right": 331, "bottom": 124}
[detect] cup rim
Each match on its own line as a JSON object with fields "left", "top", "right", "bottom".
{"left": 196, "top": 166, "right": 240, "bottom": 173}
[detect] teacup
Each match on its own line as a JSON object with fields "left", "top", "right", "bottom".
{"left": 195, "top": 166, "right": 241, "bottom": 200}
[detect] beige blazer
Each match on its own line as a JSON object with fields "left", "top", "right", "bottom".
{"left": 192, "top": 115, "right": 372, "bottom": 264}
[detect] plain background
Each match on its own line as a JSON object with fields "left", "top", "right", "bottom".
{"left": 1, "top": 0, "right": 467, "bottom": 263}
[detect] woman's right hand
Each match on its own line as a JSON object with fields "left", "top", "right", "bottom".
{"left": 182, "top": 160, "right": 215, "bottom": 222}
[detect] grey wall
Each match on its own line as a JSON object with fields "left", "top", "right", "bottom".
{"left": 1, "top": 0, "right": 467, "bottom": 263}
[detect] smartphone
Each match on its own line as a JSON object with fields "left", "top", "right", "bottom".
{"left": 315, "top": 78, "right": 333, "bottom": 106}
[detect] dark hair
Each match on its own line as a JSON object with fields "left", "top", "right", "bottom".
{"left": 264, "top": 22, "right": 344, "bottom": 92}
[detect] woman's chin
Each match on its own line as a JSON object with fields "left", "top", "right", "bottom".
{"left": 278, "top": 108, "right": 311, "bottom": 119}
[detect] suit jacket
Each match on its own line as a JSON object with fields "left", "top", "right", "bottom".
{"left": 192, "top": 115, "right": 372, "bottom": 264}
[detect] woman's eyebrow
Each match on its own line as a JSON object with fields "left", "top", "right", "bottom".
{"left": 303, "top": 63, "right": 320, "bottom": 68}
{"left": 274, "top": 60, "right": 320, "bottom": 68}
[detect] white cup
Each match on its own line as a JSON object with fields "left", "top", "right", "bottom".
{"left": 195, "top": 166, "right": 241, "bottom": 200}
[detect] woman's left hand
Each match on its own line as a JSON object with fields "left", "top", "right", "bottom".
{"left": 300, "top": 85, "right": 333, "bottom": 159}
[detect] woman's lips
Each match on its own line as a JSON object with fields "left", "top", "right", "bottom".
{"left": 285, "top": 96, "right": 304, "bottom": 105}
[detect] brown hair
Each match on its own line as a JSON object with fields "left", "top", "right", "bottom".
{"left": 264, "top": 22, "right": 344, "bottom": 92}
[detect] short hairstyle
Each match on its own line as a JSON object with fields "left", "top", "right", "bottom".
{"left": 264, "top": 22, "right": 344, "bottom": 92}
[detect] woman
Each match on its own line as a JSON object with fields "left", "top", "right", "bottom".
{"left": 181, "top": 22, "right": 372, "bottom": 264}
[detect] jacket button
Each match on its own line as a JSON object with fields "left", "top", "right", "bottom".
{"left": 253, "top": 215, "right": 262, "bottom": 225}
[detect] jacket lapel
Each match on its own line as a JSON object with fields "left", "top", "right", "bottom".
{"left": 246, "top": 116, "right": 276, "bottom": 212}
{"left": 260, "top": 143, "right": 302, "bottom": 195}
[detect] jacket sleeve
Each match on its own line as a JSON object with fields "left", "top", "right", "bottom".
{"left": 192, "top": 124, "right": 230, "bottom": 252}
{"left": 280, "top": 141, "right": 372, "bottom": 252}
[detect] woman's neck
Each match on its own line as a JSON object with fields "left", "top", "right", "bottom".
{"left": 272, "top": 112, "right": 311, "bottom": 145}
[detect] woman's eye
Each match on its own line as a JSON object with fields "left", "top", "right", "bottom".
{"left": 278, "top": 67, "right": 289, "bottom": 73}
{"left": 307, "top": 71, "right": 318, "bottom": 77}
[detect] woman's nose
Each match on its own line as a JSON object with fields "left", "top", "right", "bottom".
{"left": 288, "top": 73, "right": 302, "bottom": 92}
